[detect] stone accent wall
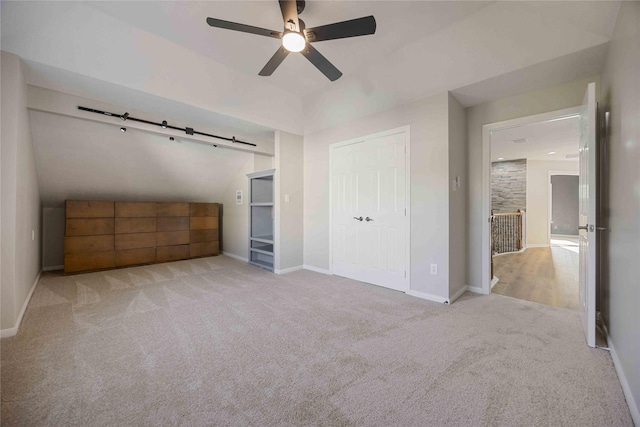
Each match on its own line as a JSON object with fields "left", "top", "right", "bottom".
{"left": 492, "top": 159, "right": 526, "bottom": 213}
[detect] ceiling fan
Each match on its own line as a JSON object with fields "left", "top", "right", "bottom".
{"left": 206, "top": 0, "right": 376, "bottom": 81}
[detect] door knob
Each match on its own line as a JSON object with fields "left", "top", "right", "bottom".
{"left": 365, "top": 217, "right": 374, "bottom": 222}
{"left": 577, "top": 225, "right": 588, "bottom": 230}
{"left": 353, "top": 216, "right": 363, "bottom": 221}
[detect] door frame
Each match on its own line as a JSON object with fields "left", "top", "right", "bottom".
{"left": 329, "top": 125, "right": 411, "bottom": 292}
{"left": 481, "top": 107, "right": 580, "bottom": 294}
{"left": 548, "top": 170, "right": 579, "bottom": 245}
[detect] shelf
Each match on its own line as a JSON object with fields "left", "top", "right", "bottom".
{"left": 250, "top": 247, "right": 273, "bottom": 256}
{"left": 250, "top": 202, "right": 273, "bottom": 207}
{"left": 251, "top": 241, "right": 273, "bottom": 252}
{"left": 250, "top": 235, "right": 273, "bottom": 244}
{"left": 249, "top": 259, "right": 274, "bottom": 270}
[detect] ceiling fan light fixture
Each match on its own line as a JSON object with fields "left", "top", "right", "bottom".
{"left": 282, "top": 31, "right": 305, "bottom": 52}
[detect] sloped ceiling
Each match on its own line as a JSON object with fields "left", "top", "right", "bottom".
{"left": 1, "top": 1, "right": 621, "bottom": 134}
{"left": 0, "top": 1, "right": 622, "bottom": 206}
{"left": 30, "top": 110, "right": 253, "bottom": 207}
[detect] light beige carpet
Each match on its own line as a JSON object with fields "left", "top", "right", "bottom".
{"left": 1, "top": 256, "right": 633, "bottom": 426}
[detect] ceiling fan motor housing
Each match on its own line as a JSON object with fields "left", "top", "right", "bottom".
{"left": 296, "top": 0, "right": 306, "bottom": 15}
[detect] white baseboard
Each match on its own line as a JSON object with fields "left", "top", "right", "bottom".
{"left": 1, "top": 271, "right": 41, "bottom": 338}
{"left": 222, "top": 251, "right": 248, "bottom": 262}
{"left": 607, "top": 333, "right": 640, "bottom": 425}
{"left": 466, "top": 285, "right": 486, "bottom": 295}
{"left": 450, "top": 285, "right": 468, "bottom": 303}
{"left": 406, "top": 289, "right": 450, "bottom": 304}
{"left": 274, "top": 265, "right": 303, "bottom": 275}
{"left": 491, "top": 276, "right": 499, "bottom": 289}
{"left": 303, "top": 264, "right": 331, "bottom": 275}
{"left": 43, "top": 265, "right": 63, "bottom": 272}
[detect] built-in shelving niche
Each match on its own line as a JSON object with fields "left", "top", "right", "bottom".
{"left": 247, "top": 169, "right": 275, "bottom": 271}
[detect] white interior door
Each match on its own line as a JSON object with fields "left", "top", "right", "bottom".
{"left": 578, "top": 82, "right": 598, "bottom": 348}
{"left": 331, "top": 131, "right": 407, "bottom": 292}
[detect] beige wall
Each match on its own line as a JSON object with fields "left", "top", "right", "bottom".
{"left": 448, "top": 94, "right": 468, "bottom": 299}
{"left": 525, "top": 160, "right": 578, "bottom": 246}
{"left": 304, "top": 92, "right": 452, "bottom": 300}
{"left": 274, "top": 131, "right": 303, "bottom": 272}
{"left": 466, "top": 76, "right": 597, "bottom": 291}
{"left": 600, "top": 1, "right": 640, "bottom": 421}
{"left": 1, "top": 51, "right": 42, "bottom": 333}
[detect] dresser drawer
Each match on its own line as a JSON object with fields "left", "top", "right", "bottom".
{"left": 156, "top": 245, "right": 190, "bottom": 263}
{"left": 190, "top": 241, "right": 219, "bottom": 258}
{"left": 65, "top": 235, "right": 114, "bottom": 254}
{"left": 190, "top": 216, "right": 218, "bottom": 230}
{"left": 115, "top": 202, "right": 157, "bottom": 217}
{"left": 115, "top": 218, "right": 156, "bottom": 234}
{"left": 66, "top": 218, "right": 114, "bottom": 236}
{"left": 156, "top": 202, "right": 190, "bottom": 217}
{"left": 157, "top": 216, "right": 189, "bottom": 232}
{"left": 190, "top": 229, "right": 218, "bottom": 243}
{"left": 115, "top": 248, "right": 156, "bottom": 267}
{"left": 115, "top": 232, "right": 156, "bottom": 250}
{"left": 65, "top": 251, "right": 115, "bottom": 273}
{"left": 66, "top": 200, "right": 114, "bottom": 218}
{"left": 190, "top": 203, "right": 219, "bottom": 217}
{"left": 156, "top": 230, "right": 190, "bottom": 247}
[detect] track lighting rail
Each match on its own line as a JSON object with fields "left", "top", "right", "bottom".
{"left": 77, "top": 106, "right": 257, "bottom": 147}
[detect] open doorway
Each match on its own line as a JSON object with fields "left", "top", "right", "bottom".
{"left": 486, "top": 110, "right": 580, "bottom": 309}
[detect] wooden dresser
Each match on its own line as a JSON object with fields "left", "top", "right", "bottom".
{"left": 64, "top": 200, "right": 219, "bottom": 274}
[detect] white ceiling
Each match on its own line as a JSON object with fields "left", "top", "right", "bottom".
{"left": 491, "top": 116, "right": 580, "bottom": 162}
{"left": 30, "top": 111, "right": 253, "bottom": 207}
{"left": 1, "top": 1, "right": 621, "bottom": 135}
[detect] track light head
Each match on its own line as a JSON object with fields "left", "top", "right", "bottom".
{"left": 120, "top": 127, "right": 127, "bottom": 132}
{"left": 169, "top": 136, "right": 174, "bottom": 141}
{"left": 162, "top": 120, "right": 168, "bottom": 129}
{"left": 120, "top": 112, "right": 129, "bottom": 121}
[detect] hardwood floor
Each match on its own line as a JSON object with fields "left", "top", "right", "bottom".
{"left": 492, "top": 238, "right": 579, "bottom": 310}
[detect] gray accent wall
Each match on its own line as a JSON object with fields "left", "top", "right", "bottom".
{"left": 491, "top": 159, "right": 526, "bottom": 213}
{"left": 550, "top": 175, "right": 578, "bottom": 235}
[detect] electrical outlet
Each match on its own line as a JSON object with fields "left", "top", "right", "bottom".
{"left": 284, "top": 194, "right": 290, "bottom": 203}
{"left": 430, "top": 263, "right": 437, "bottom": 275}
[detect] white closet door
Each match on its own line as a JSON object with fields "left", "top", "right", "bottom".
{"left": 331, "top": 131, "right": 407, "bottom": 292}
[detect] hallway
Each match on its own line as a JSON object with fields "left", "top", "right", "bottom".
{"left": 492, "top": 236, "right": 579, "bottom": 309}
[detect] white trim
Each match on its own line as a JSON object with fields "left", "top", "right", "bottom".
{"left": 450, "top": 285, "right": 468, "bottom": 303}
{"left": 1, "top": 272, "right": 41, "bottom": 338}
{"left": 482, "top": 106, "right": 582, "bottom": 294}
{"left": 525, "top": 243, "right": 550, "bottom": 248}
{"left": 491, "top": 276, "right": 499, "bottom": 289}
{"left": 466, "top": 285, "right": 486, "bottom": 295}
{"left": 43, "top": 265, "right": 64, "bottom": 272}
{"left": 303, "top": 264, "right": 331, "bottom": 275}
{"left": 274, "top": 265, "right": 303, "bottom": 275}
{"left": 607, "top": 334, "right": 640, "bottom": 425}
{"left": 548, "top": 170, "right": 579, "bottom": 245}
{"left": 329, "top": 125, "right": 411, "bottom": 293}
{"left": 222, "top": 251, "right": 248, "bottom": 262}
{"left": 406, "top": 289, "right": 450, "bottom": 304}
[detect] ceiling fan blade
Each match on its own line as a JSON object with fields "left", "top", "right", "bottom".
{"left": 305, "top": 16, "right": 376, "bottom": 42}
{"left": 301, "top": 44, "right": 342, "bottom": 81}
{"left": 259, "top": 47, "right": 290, "bottom": 76}
{"left": 279, "top": 0, "right": 300, "bottom": 32}
{"left": 206, "top": 17, "right": 281, "bottom": 39}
